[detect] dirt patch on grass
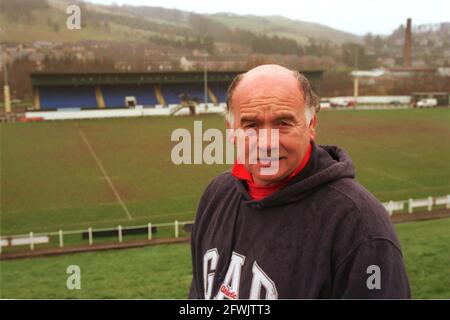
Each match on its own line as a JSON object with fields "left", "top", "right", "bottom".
{"left": 391, "top": 209, "right": 450, "bottom": 224}
{"left": 0, "top": 237, "right": 191, "bottom": 261}
{"left": 1, "top": 210, "right": 449, "bottom": 261}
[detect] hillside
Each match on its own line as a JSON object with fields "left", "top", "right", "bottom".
{"left": 0, "top": 0, "right": 361, "bottom": 45}
{"left": 208, "top": 13, "right": 361, "bottom": 45}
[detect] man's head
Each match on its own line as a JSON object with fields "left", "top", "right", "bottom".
{"left": 226, "top": 64, "right": 319, "bottom": 186}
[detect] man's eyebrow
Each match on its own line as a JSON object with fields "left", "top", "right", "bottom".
{"left": 272, "top": 111, "right": 297, "bottom": 121}
{"left": 240, "top": 114, "right": 258, "bottom": 122}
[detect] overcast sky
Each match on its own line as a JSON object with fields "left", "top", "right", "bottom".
{"left": 89, "top": 0, "right": 449, "bottom": 35}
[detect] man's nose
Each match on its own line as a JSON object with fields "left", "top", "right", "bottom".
{"left": 257, "top": 127, "right": 279, "bottom": 156}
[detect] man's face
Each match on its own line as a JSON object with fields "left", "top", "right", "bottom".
{"left": 228, "top": 65, "right": 317, "bottom": 186}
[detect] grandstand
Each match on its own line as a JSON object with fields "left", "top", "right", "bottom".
{"left": 30, "top": 70, "right": 324, "bottom": 110}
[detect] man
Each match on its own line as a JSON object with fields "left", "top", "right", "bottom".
{"left": 189, "top": 64, "right": 410, "bottom": 299}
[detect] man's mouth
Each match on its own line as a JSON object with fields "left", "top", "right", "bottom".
{"left": 257, "top": 156, "right": 286, "bottom": 164}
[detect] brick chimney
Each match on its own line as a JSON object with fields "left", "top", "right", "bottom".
{"left": 403, "top": 18, "right": 412, "bottom": 67}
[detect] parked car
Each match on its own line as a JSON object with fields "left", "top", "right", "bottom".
{"left": 347, "top": 99, "right": 356, "bottom": 107}
{"left": 319, "top": 99, "right": 331, "bottom": 109}
{"left": 416, "top": 98, "right": 437, "bottom": 108}
{"left": 330, "top": 99, "right": 346, "bottom": 108}
{"left": 330, "top": 99, "right": 355, "bottom": 108}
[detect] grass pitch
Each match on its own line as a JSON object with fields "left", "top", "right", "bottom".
{"left": 1, "top": 108, "right": 449, "bottom": 236}
{"left": 1, "top": 217, "right": 449, "bottom": 299}
{"left": 1, "top": 107, "right": 449, "bottom": 299}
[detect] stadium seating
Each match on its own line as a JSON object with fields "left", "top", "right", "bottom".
{"left": 39, "top": 86, "right": 97, "bottom": 110}
{"left": 102, "top": 85, "right": 158, "bottom": 108}
{"left": 209, "top": 82, "right": 228, "bottom": 103}
{"left": 38, "top": 83, "right": 228, "bottom": 110}
{"left": 160, "top": 84, "right": 205, "bottom": 104}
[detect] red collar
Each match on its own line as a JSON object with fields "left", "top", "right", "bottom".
{"left": 232, "top": 143, "right": 312, "bottom": 200}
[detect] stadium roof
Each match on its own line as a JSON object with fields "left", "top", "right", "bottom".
{"left": 30, "top": 70, "right": 324, "bottom": 87}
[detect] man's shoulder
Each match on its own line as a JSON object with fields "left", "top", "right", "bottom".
{"left": 318, "top": 178, "right": 404, "bottom": 265}
{"left": 324, "top": 178, "right": 398, "bottom": 243}
{"left": 326, "top": 178, "right": 385, "bottom": 215}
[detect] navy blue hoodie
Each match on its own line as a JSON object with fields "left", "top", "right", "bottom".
{"left": 189, "top": 142, "right": 411, "bottom": 299}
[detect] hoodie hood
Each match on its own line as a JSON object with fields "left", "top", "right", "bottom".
{"left": 234, "top": 141, "right": 356, "bottom": 208}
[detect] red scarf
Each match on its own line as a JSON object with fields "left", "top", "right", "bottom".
{"left": 232, "top": 143, "right": 312, "bottom": 200}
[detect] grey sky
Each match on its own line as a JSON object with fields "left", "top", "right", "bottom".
{"left": 89, "top": 0, "right": 449, "bottom": 35}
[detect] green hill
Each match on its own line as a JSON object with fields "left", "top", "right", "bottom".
{"left": 0, "top": 0, "right": 361, "bottom": 45}
{"left": 208, "top": 13, "right": 361, "bottom": 45}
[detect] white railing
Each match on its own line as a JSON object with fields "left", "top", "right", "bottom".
{"left": 25, "top": 103, "right": 226, "bottom": 121}
{"left": 382, "top": 194, "right": 450, "bottom": 216}
{"left": 1, "top": 195, "right": 449, "bottom": 254}
{"left": 0, "top": 220, "right": 194, "bottom": 254}
{"left": 383, "top": 200, "right": 405, "bottom": 215}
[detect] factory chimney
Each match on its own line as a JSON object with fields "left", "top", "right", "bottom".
{"left": 403, "top": 18, "right": 412, "bottom": 67}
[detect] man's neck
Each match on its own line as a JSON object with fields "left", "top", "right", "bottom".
{"left": 232, "top": 142, "right": 313, "bottom": 200}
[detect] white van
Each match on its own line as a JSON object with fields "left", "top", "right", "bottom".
{"left": 416, "top": 98, "right": 437, "bottom": 108}
{"left": 319, "top": 99, "right": 331, "bottom": 109}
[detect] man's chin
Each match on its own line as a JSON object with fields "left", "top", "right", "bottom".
{"left": 251, "top": 170, "right": 290, "bottom": 186}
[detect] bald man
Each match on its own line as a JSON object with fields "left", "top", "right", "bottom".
{"left": 189, "top": 65, "right": 410, "bottom": 299}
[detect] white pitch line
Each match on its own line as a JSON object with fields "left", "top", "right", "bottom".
{"left": 366, "top": 167, "right": 427, "bottom": 189}
{"left": 77, "top": 124, "right": 133, "bottom": 220}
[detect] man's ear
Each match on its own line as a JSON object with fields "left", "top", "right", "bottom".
{"left": 309, "top": 114, "right": 317, "bottom": 141}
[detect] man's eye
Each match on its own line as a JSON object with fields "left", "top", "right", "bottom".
{"left": 279, "top": 121, "right": 291, "bottom": 126}
{"left": 243, "top": 123, "right": 256, "bottom": 129}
